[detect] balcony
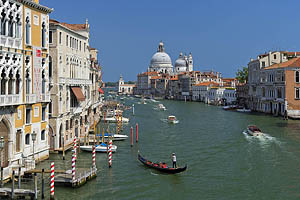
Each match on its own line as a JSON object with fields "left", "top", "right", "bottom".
{"left": 26, "top": 94, "right": 36, "bottom": 104}
{"left": 59, "top": 77, "right": 92, "bottom": 85}
{"left": 71, "top": 107, "right": 83, "bottom": 114}
{"left": 0, "top": 95, "right": 21, "bottom": 106}
{"left": 41, "top": 93, "right": 50, "bottom": 102}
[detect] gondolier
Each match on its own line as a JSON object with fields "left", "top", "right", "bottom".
{"left": 171, "top": 153, "right": 176, "bottom": 168}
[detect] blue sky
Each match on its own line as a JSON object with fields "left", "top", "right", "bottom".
{"left": 42, "top": 0, "right": 300, "bottom": 82}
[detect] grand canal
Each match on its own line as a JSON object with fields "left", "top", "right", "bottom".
{"left": 40, "top": 97, "right": 300, "bottom": 199}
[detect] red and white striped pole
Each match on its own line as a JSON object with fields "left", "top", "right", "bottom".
{"left": 72, "top": 154, "right": 76, "bottom": 183}
{"left": 50, "top": 162, "right": 54, "bottom": 199}
{"left": 108, "top": 140, "right": 112, "bottom": 168}
{"left": 92, "top": 145, "right": 96, "bottom": 170}
{"left": 136, "top": 123, "right": 138, "bottom": 143}
{"left": 131, "top": 127, "right": 133, "bottom": 147}
{"left": 73, "top": 136, "right": 77, "bottom": 160}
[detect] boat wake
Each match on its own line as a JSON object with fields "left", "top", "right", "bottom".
{"left": 242, "top": 131, "right": 281, "bottom": 146}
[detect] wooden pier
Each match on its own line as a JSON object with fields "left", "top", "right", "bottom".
{"left": 54, "top": 168, "right": 97, "bottom": 188}
{"left": 0, "top": 188, "right": 35, "bottom": 199}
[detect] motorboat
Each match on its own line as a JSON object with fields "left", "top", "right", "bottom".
{"left": 223, "top": 105, "right": 237, "bottom": 110}
{"left": 103, "top": 116, "right": 129, "bottom": 123}
{"left": 158, "top": 104, "right": 166, "bottom": 111}
{"left": 168, "top": 115, "right": 179, "bottom": 124}
{"left": 247, "top": 125, "right": 263, "bottom": 136}
{"left": 97, "top": 133, "right": 128, "bottom": 141}
{"left": 80, "top": 143, "right": 117, "bottom": 153}
{"left": 237, "top": 108, "right": 251, "bottom": 112}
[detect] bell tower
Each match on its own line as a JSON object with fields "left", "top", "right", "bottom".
{"left": 118, "top": 75, "right": 124, "bottom": 93}
{"left": 188, "top": 53, "right": 193, "bottom": 71}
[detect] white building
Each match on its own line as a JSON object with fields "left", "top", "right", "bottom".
{"left": 174, "top": 52, "right": 193, "bottom": 73}
{"left": 223, "top": 88, "right": 237, "bottom": 105}
{"left": 118, "top": 75, "right": 135, "bottom": 95}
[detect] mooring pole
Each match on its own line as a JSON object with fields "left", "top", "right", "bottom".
{"left": 18, "top": 167, "right": 21, "bottom": 189}
{"left": 11, "top": 170, "right": 15, "bottom": 199}
{"left": 34, "top": 173, "right": 38, "bottom": 200}
{"left": 41, "top": 168, "right": 45, "bottom": 200}
{"left": 131, "top": 127, "right": 133, "bottom": 147}
{"left": 136, "top": 123, "right": 139, "bottom": 143}
{"left": 50, "top": 162, "right": 55, "bottom": 200}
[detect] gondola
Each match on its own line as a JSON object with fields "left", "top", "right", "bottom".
{"left": 138, "top": 154, "right": 187, "bottom": 174}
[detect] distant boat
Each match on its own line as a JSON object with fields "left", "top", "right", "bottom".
{"left": 246, "top": 125, "right": 263, "bottom": 136}
{"left": 158, "top": 104, "right": 166, "bottom": 111}
{"left": 223, "top": 105, "right": 237, "bottom": 110}
{"left": 237, "top": 108, "right": 251, "bottom": 113}
{"left": 80, "top": 143, "right": 117, "bottom": 153}
{"left": 103, "top": 116, "right": 129, "bottom": 123}
{"left": 168, "top": 115, "right": 179, "bottom": 124}
{"left": 97, "top": 133, "right": 128, "bottom": 141}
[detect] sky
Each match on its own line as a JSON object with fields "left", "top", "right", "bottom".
{"left": 42, "top": 0, "right": 300, "bottom": 82}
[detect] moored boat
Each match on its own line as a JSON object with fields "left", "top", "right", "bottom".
{"left": 103, "top": 116, "right": 129, "bottom": 123}
{"left": 237, "top": 108, "right": 251, "bottom": 112}
{"left": 138, "top": 154, "right": 187, "bottom": 174}
{"left": 247, "top": 125, "right": 263, "bottom": 136}
{"left": 80, "top": 143, "right": 117, "bottom": 153}
{"left": 98, "top": 133, "right": 128, "bottom": 141}
{"left": 168, "top": 115, "right": 178, "bottom": 124}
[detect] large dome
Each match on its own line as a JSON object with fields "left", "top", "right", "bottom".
{"left": 150, "top": 52, "right": 172, "bottom": 67}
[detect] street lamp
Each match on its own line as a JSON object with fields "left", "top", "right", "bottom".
{"left": 31, "top": 131, "right": 37, "bottom": 161}
{"left": 0, "top": 136, "right": 4, "bottom": 187}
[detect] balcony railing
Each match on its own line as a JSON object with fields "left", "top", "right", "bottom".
{"left": 59, "top": 77, "right": 92, "bottom": 85}
{"left": 26, "top": 94, "right": 36, "bottom": 104}
{"left": 71, "top": 107, "right": 83, "bottom": 114}
{"left": 0, "top": 95, "right": 21, "bottom": 106}
{"left": 41, "top": 93, "right": 50, "bottom": 102}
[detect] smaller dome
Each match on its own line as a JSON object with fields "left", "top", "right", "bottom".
{"left": 175, "top": 58, "right": 186, "bottom": 68}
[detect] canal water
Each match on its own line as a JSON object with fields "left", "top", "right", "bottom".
{"left": 42, "top": 97, "right": 300, "bottom": 199}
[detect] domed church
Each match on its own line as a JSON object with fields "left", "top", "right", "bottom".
{"left": 175, "top": 52, "right": 193, "bottom": 73}
{"left": 148, "top": 41, "right": 174, "bottom": 74}
{"left": 148, "top": 41, "right": 193, "bottom": 74}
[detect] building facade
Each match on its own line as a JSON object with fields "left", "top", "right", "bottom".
{"left": 0, "top": 0, "right": 52, "bottom": 179}
{"left": 49, "top": 19, "right": 93, "bottom": 151}
{"left": 118, "top": 75, "right": 135, "bottom": 95}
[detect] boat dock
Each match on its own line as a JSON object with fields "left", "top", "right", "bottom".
{"left": 54, "top": 168, "right": 97, "bottom": 188}
{"left": 0, "top": 188, "right": 35, "bottom": 199}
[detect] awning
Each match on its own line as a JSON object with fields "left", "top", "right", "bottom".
{"left": 99, "top": 88, "right": 104, "bottom": 94}
{"left": 71, "top": 87, "right": 85, "bottom": 101}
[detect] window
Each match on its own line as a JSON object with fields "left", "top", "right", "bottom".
{"left": 80, "top": 41, "right": 81, "bottom": 51}
{"left": 295, "top": 71, "right": 300, "bottom": 83}
{"left": 41, "top": 130, "right": 45, "bottom": 141}
{"left": 16, "top": 130, "right": 21, "bottom": 152}
{"left": 42, "top": 106, "right": 46, "bottom": 121}
{"left": 66, "top": 35, "right": 68, "bottom": 46}
{"left": 274, "top": 54, "right": 277, "bottom": 59}
{"left": 25, "top": 17, "right": 31, "bottom": 45}
{"left": 65, "top": 120, "right": 68, "bottom": 131}
{"left": 25, "top": 134, "right": 30, "bottom": 145}
{"left": 49, "top": 31, "right": 53, "bottom": 43}
{"left": 41, "top": 22, "right": 46, "bottom": 48}
{"left": 48, "top": 102, "right": 52, "bottom": 118}
{"left": 296, "top": 88, "right": 300, "bottom": 99}
{"left": 59, "top": 32, "right": 62, "bottom": 44}
{"left": 26, "top": 108, "right": 31, "bottom": 124}
{"left": 262, "top": 61, "right": 265, "bottom": 68}
{"left": 49, "top": 56, "right": 52, "bottom": 79}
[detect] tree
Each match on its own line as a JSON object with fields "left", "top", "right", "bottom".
{"left": 236, "top": 66, "right": 248, "bottom": 83}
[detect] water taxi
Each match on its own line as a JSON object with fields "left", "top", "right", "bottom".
{"left": 247, "top": 125, "right": 263, "bottom": 136}
{"left": 168, "top": 115, "right": 178, "bottom": 124}
{"left": 158, "top": 104, "right": 166, "bottom": 111}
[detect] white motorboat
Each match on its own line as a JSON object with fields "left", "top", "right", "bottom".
{"left": 246, "top": 125, "right": 263, "bottom": 136}
{"left": 98, "top": 133, "right": 128, "bottom": 141}
{"left": 80, "top": 143, "right": 117, "bottom": 153}
{"left": 223, "top": 105, "right": 237, "bottom": 110}
{"left": 158, "top": 104, "right": 166, "bottom": 111}
{"left": 237, "top": 108, "right": 251, "bottom": 112}
{"left": 103, "top": 116, "right": 129, "bottom": 123}
{"left": 168, "top": 115, "right": 179, "bottom": 124}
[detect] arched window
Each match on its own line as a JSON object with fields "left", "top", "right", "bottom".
{"left": 16, "top": 72, "right": 20, "bottom": 94}
{"left": 1, "top": 10, "right": 6, "bottom": 35}
{"left": 295, "top": 71, "right": 300, "bottom": 83}
{"left": 41, "top": 22, "right": 46, "bottom": 48}
{"left": 25, "top": 133, "right": 30, "bottom": 145}
{"left": 1, "top": 70, "right": 6, "bottom": 95}
{"left": 41, "top": 130, "right": 45, "bottom": 140}
{"left": 25, "top": 69, "right": 30, "bottom": 94}
{"left": 49, "top": 56, "right": 52, "bottom": 79}
{"left": 25, "top": 17, "right": 30, "bottom": 45}
{"left": 8, "top": 70, "right": 13, "bottom": 94}
{"left": 8, "top": 15, "right": 13, "bottom": 37}
{"left": 42, "top": 70, "right": 45, "bottom": 94}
